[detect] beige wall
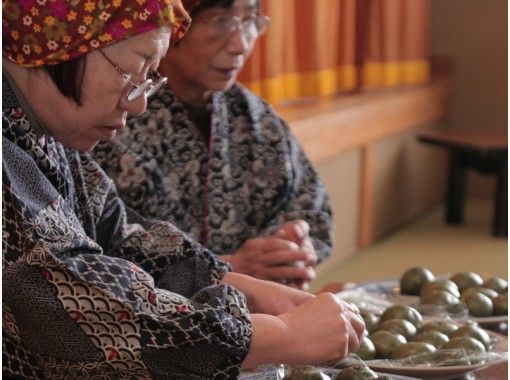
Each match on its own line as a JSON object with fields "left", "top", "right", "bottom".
{"left": 430, "top": 0, "right": 507, "bottom": 197}
{"left": 371, "top": 125, "right": 448, "bottom": 240}
{"left": 311, "top": 1, "right": 507, "bottom": 266}
{"left": 315, "top": 149, "right": 361, "bottom": 263}
{"left": 315, "top": 122, "right": 448, "bottom": 265}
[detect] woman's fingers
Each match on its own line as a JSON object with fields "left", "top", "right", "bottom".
{"left": 276, "top": 293, "right": 366, "bottom": 364}
{"left": 260, "top": 247, "right": 316, "bottom": 266}
{"left": 259, "top": 264, "right": 316, "bottom": 283}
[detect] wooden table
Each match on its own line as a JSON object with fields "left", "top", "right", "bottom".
{"left": 418, "top": 129, "right": 507, "bottom": 237}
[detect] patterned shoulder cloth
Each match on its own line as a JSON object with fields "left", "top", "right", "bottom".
{"left": 94, "top": 82, "right": 334, "bottom": 262}
{"left": 2, "top": 80, "right": 252, "bottom": 378}
{"left": 226, "top": 83, "right": 334, "bottom": 262}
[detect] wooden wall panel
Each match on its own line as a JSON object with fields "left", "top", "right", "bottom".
{"left": 277, "top": 70, "right": 452, "bottom": 253}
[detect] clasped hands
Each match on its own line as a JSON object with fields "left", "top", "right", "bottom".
{"left": 227, "top": 271, "right": 366, "bottom": 368}
{"left": 222, "top": 219, "right": 317, "bottom": 290}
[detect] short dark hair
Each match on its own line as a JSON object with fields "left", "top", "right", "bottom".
{"left": 44, "top": 56, "right": 86, "bottom": 106}
{"left": 191, "top": 0, "right": 236, "bottom": 16}
{"left": 191, "top": 0, "right": 259, "bottom": 16}
{"left": 170, "top": 0, "right": 237, "bottom": 47}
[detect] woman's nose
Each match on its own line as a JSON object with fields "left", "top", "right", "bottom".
{"left": 119, "top": 93, "right": 148, "bottom": 116}
{"left": 225, "top": 28, "right": 251, "bottom": 55}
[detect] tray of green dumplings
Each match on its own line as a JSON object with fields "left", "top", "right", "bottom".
{"left": 345, "top": 302, "right": 507, "bottom": 379}
{"left": 338, "top": 268, "right": 508, "bottom": 329}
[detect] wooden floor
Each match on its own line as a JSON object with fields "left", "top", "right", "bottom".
{"left": 311, "top": 198, "right": 508, "bottom": 292}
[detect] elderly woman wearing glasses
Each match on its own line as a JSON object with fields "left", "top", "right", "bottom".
{"left": 3, "top": 0, "right": 363, "bottom": 378}
{"left": 94, "top": 0, "right": 334, "bottom": 290}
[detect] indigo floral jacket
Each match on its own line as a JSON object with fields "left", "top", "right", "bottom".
{"left": 94, "top": 84, "right": 333, "bottom": 261}
{"left": 2, "top": 78, "right": 251, "bottom": 379}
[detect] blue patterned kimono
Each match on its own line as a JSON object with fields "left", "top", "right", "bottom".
{"left": 2, "top": 77, "right": 251, "bottom": 379}
{"left": 94, "top": 84, "right": 333, "bottom": 262}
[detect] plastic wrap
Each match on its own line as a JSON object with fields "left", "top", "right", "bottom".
{"left": 357, "top": 329, "right": 506, "bottom": 378}
{"left": 337, "top": 288, "right": 471, "bottom": 320}
{"left": 240, "top": 364, "right": 421, "bottom": 379}
{"left": 339, "top": 282, "right": 508, "bottom": 326}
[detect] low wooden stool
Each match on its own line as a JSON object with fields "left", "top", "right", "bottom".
{"left": 418, "top": 129, "right": 507, "bottom": 237}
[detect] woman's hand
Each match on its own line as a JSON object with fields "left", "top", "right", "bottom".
{"left": 221, "top": 234, "right": 316, "bottom": 286}
{"left": 242, "top": 293, "right": 365, "bottom": 368}
{"left": 275, "top": 220, "right": 317, "bottom": 289}
{"left": 277, "top": 293, "right": 365, "bottom": 363}
{"left": 222, "top": 272, "right": 313, "bottom": 315}
{"left": 275, "top": 220, "right": 317, "bottom": 266}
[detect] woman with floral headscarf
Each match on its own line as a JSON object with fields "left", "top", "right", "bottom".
{"left": 94, "top": 0, "right": 334, "bottom": 290}
{"left": 3, "top": 0, "right": 363, "bottom": 378}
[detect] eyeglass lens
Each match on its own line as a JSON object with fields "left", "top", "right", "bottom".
{"left": 205, "top": 14, "right": 270, "bottom": 39}
{"left": 234, "top": 15, "right": 270, "bottom": 37}
{"left": 126, "top": 76, "right": 167, "bottom": 102}
{"left": 145, "top": 77, "right": 168, "bottom": 98}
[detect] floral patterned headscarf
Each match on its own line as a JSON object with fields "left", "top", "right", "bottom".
{"left": 3, "top": 0, "right": 191, "bottom": 68}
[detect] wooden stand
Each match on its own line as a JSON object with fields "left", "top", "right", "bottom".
{"left": 418, "top": 129, "right": 507, "bottom": 237}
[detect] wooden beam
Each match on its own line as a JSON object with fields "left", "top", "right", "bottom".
{"left": 278, "top": 74, "right": 452, "bottom": 163}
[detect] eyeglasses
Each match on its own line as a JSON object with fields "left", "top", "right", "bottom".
{"left": 196, "top": 14, "right": 271, "bottom": 40}
{"left": 97, "top": 48, "right": 167, "bottom": 102}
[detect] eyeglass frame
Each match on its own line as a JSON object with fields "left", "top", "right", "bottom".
{"left": 97, "top": 48, "right": 167, "bottom": 102}
{"left": 194, "top": 13, "right": 271, "bottom": 40}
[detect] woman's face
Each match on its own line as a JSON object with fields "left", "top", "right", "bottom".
{"left": 161, "top": 0, "right": 258, "bottom": 103}
{"left": 40, "top": 28, "right": 171, "bottom": 152}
